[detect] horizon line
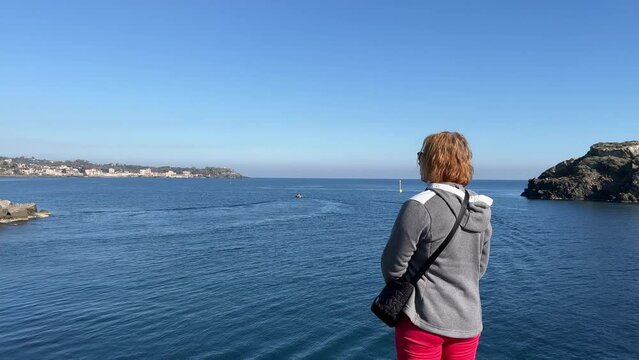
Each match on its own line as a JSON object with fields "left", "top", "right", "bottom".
{"left": 1, "top": 175, "right": 528, "bottom": 181}
{"left": 249, "top": 176, "right": 529, "bottom": 181}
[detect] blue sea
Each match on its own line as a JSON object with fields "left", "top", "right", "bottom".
{"left": 1, "top": 178, "right": 638, "bottom": 359}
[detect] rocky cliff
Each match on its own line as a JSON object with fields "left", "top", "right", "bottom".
{"left": 521, "top": 141, "right": 639, "bottom": 203}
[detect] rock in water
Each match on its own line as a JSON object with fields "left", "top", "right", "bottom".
{"left": 0, "top": 200, "right": 50, "bottom": 223}
{"left": 521, "top": 141, "right": 639, "bottom": 203}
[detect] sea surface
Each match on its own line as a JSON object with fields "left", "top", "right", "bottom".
{"left": 1, "top": 178, "right": 638, "bottom": 359}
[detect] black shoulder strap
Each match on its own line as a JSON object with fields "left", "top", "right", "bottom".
{"left": 408, "top": 189, "right": 470, "bottom": 286}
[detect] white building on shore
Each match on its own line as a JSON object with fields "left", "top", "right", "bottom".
{"left": 85, "top": 169, "right": 102, "bottom": 177}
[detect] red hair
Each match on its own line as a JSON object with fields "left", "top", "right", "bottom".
{"left": 418, "top": 131, "right": 473, "bottom": 185}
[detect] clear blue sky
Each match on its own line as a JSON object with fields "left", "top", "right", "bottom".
{"left": 1, "top": 1, "right": 638, "bottom": 179}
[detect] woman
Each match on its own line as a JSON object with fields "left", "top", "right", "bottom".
{"left": 381, "top": 131, "right": 493, "bottom": 360}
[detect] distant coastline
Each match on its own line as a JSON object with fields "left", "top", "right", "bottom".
{"left": 0, "top": 156, "right": 245, "bottom": 179}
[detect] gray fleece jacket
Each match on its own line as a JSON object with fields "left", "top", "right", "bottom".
{"left": 381, "top": 182, "right": 493, "bottom": 338}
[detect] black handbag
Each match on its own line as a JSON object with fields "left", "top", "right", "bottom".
{"left": 371, "top": 189, "right": 470, "bottom": 327}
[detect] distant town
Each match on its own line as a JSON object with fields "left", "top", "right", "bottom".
{"left": 0, "top": 156, "right": 245, "bottom": 179}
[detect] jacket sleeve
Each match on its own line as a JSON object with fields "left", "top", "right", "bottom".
{"left": 381, "top": 200, "right": 429, "bottom": 283}
{"left": 479, "top": 221, "right": 492, "bottom": 279}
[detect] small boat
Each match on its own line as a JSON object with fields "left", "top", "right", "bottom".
{"left": 399, "top": 179, "right": 403, "bottom": 193}
{"left": 295, "top": 193, "right": 303, "bottom": 199}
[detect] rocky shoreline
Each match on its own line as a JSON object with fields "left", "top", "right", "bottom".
{"left": 0, "top": 200, "right": 50, "bottom": 224}
{"left": 521, "top": 141, "right": 639, "bottom": 203}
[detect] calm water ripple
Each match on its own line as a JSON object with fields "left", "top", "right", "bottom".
{"left": 1, "top": 178, "right": 638, "bottom": 359}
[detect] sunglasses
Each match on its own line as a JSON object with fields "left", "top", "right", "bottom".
{"left": 417, "top": 143, "right": 427, "bottom": 163}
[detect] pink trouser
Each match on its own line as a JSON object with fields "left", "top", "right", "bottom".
{"left": 395, "top": 315, "right": 480, "bottom": 360}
